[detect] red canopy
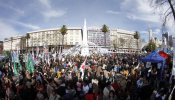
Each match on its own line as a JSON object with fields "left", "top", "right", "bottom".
{"left": 159, "top": 51, "right": 168, "bottom": 59}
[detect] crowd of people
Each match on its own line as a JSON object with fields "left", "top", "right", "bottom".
{"left": 0, "top": 53, "right": 175, "bottom": 100}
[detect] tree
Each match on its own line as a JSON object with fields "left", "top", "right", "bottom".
{"left": 151, "top": 0, "right": 175, "bottom": 26}
{"left": 101, "top": 24, "right": 109, "bottom": 48}
{"left": 134, "top": 31, "right": 140, "bottom": 50}
{"left": 60, "top": 25, "right": 68, "bottom": 52}
{"left": 146, "top": 40, "right": 157, "bottom": 52}
{"left": 26, "top": 33, "right": 30, "bottom": 53}
{"left": 20, "top": 37, "right": 26, "bottom": 54}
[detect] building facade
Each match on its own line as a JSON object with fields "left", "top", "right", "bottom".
{"left": 3, "top": 27, "right": 140, "bottom": 53}
{"left": 87, "top": 28, "right": 110, "bottom": 47}
{"left": 3, "top": 36, "right": 25, "bottom": 51}
{"left": 27, "top": 27, "right": 82, "bottom": 52}
{"left": 110, "top": 29, "right": 139, "bottom": 53}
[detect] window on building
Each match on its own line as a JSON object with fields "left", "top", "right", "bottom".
{"left": 75, "top": 42, "right": 78, "bottom": 44}
{"left": 70, "top": 42, "right": 73, "bottom": 45}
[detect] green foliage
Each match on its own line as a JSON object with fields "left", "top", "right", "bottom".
{"left": 60, "top": 25, "right": 68, "bottom": 35}
{"left": 10, "top": 37, "right": 13, "bottom": 41}
{"left": 101, "top": 24, "right": 109, "bottom": 47}
{"left": 26, "top": 33, "right": 30, "bottom": 53}
{"left": 134, "top": 31, "right": 140, "bottom": 50}
{"left": 101, "top": 24, "right": 109, "bottom": 33}
{"left": 134, "top": 31, "right": 140, "bottom": 40}
{"left": 146, "top": 40, "right": 157, "bottom": 52}
{"left": 26, "top": 33, "right": 30, "bottom": 39}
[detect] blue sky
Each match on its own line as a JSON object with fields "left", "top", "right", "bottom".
{"left": 0, "top": 0, "right": 174, "bottom": 41}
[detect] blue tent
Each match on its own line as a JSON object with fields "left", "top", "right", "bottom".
{"left": 141, "top": 51, "right": 165, "bottom": 63}
{"left": 141, "top": 51, "right": 165, "bottom": 79}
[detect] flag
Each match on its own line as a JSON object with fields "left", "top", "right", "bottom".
{"left": 47, "top": 53, "right": 50, "bottom": 66}
{"left": 59, "top": 46, "right": 61, "bottom": 54}
{"left": 11, "top": 51, "right": 14, "bottom": 62}
{"left": 172, "top": 37, "right": 175, "bottom": 75}
{"left": 13, "top": 62, "right": 18, "bottom": 76}
{"left": 26, "top": 53, "right": 35, "bottom": 73}
{"left": 159, "top": 51, "right": 168, "bottom": 59}
{"left": 53, "top": 52, "right": 56, "bottom": 62}
{"left": 11, "top": 51, "right": 18, "bottom": 63}
{"left": 32, "top": 48, "right": 35, "bottom": 60}
{"left": 79, "top": 57, "right": 87, "bottom": 79}
{"left": 134, "top": 63, "right": 140, "bottom": 70}
{"left": 36, "top": 46, "right": 39, "bottom": 57}
{"left": 162, "top": 37, "right": 167, "bottom": 53}
{"left": 16, "top": 49, "right": 22, "bottom": 71}
{"left": 168, "top": 85, "right": 175, "bottom": 100}
{"left": 80, "top": 57, "right": 87, "bottom": 70}
{"left": 11, "top": 51, "right": 22, "bottom": 74}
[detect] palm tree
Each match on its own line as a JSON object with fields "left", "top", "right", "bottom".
{"left": 101, "top": 24, "right": 109, "bottom": 48}
{"left": 134, "top": 31, "right": 140, "bottom": 51}
{"left": 26, "top": 33, "right": 30, "bottom": 53}
{"left": 60, "top": 25, "right": 68, "bottom": 52}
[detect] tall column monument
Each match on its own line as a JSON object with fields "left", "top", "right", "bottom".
{"left": 81, "top": 19, "right": 90, "bottom": 56}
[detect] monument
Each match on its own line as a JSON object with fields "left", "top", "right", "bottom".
{"left": 81, "top": 19, "right": 90, "bottom": 56}
{"left": 58, "top": 19, "right": 111, "bottom": 58}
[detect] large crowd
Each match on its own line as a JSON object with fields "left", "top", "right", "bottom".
{"left": 0, "top": 53, "right": 175, "bottom": 100}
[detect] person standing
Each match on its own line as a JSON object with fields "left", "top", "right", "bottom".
{"left": 49, "top": 89, "right": 60, "bottom": 100}
{"left": 103, "top": 82, "right": 115, "bottom": 100}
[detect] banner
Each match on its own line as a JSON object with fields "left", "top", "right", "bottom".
{"left": 172, "top": 37, "right": 175, "bottom": 75}
{"left": 26, "top": 53, "right": 35, "bottom": 73}
{"left": 13, "top": 62, "right": 18, "bottom": 76}
{"left": 11, "top": 51, "right": 22, "bottom": 75}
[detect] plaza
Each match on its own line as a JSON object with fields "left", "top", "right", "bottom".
{"left": 0, "top": 0, "right": 175, "bottom": 100}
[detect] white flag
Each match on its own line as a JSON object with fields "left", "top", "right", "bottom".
{"left": 172, "top": 37, "right": 175, "bottom": 75}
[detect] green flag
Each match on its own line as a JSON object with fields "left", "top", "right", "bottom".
{"left": 18, "top": 62, "right": 22, "bottom": 71}
{"left": 13, "top": 62, "right": 18, "bottom": 76}
{"left": 26, "top": 54, "right": 34, "bottom": 73}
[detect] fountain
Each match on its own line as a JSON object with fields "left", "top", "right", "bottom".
{"left": 58, "top": 19, "right": 111, "bottom": 57}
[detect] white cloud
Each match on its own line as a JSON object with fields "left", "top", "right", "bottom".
{"left": 120, "top": 0, "right": 174, "bottom": 36}
{"left": 13, "top": 21, "right": 40, "bottom": 30}
{"left": 42, "top": 10, "right": 66, "bottom": 19}
{"left": 126, "top": 13, "right": 160, "bottom": 23}
{"left": 0, "top": 3, "right": 24, "bottom": 15}
{"left": 38, "top": 0, "right": 51, "bottom": 8}
{"left": 121, "top": 0, "right": 160, "bottom": 23}
{"left": 38, "top": 0, "right": 66, "bottom": 19}
{"left": 165, "top": 18, "right": 175, "bottom": 35}
{"left": 106, "top": 10, "right": 119, "bottom": 15}
{"left": 154, "top": 28, "right": 161, "bottom": 35}
{"left": 0, "top": 20, "right": 19, "bottom": 41}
